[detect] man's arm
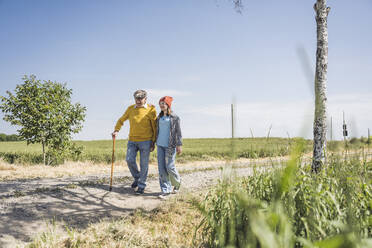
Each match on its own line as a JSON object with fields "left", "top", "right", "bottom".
{"left": 112, "top": 107, "right": 130, "bottom": 138}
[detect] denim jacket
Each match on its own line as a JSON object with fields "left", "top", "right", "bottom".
{"left": 156, "top": 112, "right": 182, "bottom": 152}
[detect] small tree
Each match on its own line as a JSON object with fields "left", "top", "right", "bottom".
{"left": 0, "top": 75, "right": 86, "bottom": 165}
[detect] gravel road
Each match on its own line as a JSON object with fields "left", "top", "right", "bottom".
{"left": 0, "top": 158, "right": 282, "bottom": 248}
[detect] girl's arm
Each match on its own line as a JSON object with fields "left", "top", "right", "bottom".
{"left": 175, "top": 116, "right": 182, "bottom": 146}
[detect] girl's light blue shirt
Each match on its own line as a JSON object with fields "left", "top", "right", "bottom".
{"left": 156, "top": 115, "right": 170, "bottom": 147}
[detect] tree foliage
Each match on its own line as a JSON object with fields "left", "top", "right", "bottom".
{"left": 0, "top": 75, "right": 86, "bottom": 164}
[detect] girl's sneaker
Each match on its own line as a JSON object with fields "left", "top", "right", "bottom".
{"left": 158, "top": 193, "right": 170, "bottom": 200}
{"left": 172, "top": 184, "right": 180, "bottom": 194}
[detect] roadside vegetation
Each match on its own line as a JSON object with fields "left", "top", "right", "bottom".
{"left": 198, "top": 144, "right": 372, "bottom": 247}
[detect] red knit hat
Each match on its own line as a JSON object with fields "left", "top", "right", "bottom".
{"left": 159, "top": 96, "right": 173, "bottom": 109}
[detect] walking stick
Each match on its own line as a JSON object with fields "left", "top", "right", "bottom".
{"left": 109, "top": 136, "right": 116, "bottom": 191}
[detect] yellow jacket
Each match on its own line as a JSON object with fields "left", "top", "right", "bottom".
{"left": 115, "top": 104, "right": 157, "bottom": 142}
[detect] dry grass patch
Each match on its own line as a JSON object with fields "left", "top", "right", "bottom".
{"left": 0, "top": 161, "right": 133, "bottom": 181}
{"left": 0, "top": 158, "right": 16, "bottom": 171}
{"left": 0, "top": 157, "right": 276, "bottom": 181}
{"left": 2, "top": 149, "right": 369, "bottom": 181}
{"left": 28, "top": 194, "right": 204, "bottom": 248}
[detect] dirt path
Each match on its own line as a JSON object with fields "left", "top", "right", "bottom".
{"left": 0, "top": 158, "right": 284, "bottom": 248}
{"left": 1, "top": 151, "right": 371, "bottom": 247}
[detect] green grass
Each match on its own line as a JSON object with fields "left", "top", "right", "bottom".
{"left": 0, "top": 137, "right": 312, "bottom": 165}
{"left": 197, "top": 143, "right": 372, "bottom": 247}
{"left": 0, "top": 137, "right": 369, "bottom": 165}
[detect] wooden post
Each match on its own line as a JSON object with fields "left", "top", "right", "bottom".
{"left": 343, "top": 111, "right": 348, "bottom": 143}
{"left": 109, "top": 137, "right": 116, "bottom": 191}
{"left": 342, "top": 111, "right": 348, "bottom": 159}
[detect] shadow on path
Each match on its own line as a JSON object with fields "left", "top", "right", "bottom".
{"left": 0, "top": 180, "right": 162, "bottom": 246}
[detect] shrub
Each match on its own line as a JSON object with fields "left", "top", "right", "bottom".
{"left": 198, "top": 143, "right": 372, "bottom": 247}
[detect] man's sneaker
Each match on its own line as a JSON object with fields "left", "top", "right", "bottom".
{"left": 131, "top": 181, "right": 138, "bottom": 189}
{"left": 135, "top": 188, "right": 144, "bottom": 195}
{"left": 158, "top": 193, "right": 170, "bottom": 199}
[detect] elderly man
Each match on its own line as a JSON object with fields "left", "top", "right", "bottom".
{"left": 112, "top": 90, "right": 157, "bottom": 195}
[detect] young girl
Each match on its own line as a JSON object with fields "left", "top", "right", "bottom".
{"left": 156, "top": 96, "right": 182, "bottom": 199}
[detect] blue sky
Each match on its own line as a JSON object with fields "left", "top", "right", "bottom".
{"left": 0, "top": 0, "right": 371, "bottom": 140}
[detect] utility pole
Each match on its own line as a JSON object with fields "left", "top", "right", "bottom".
{"left": 231, "top": 103, "right": 235, "bottom": 139}
{"left": 231, "top": 103, "right": 236, "bottom": 160}
{"left": 330, "top": 116, "right": 333, "bottom": 141}
{"left": 266, "top": 124, "right": 272, "bottom": 140}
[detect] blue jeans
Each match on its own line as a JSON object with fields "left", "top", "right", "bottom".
{"left": 157, "top": 145, "right": 181, "bottom": 194}
{"left": 126, "top": 140, "right": 152, "bottom": 189}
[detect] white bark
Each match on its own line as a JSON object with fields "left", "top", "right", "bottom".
{"left": 312, "top": 0, "right": 330, "bottom": 172}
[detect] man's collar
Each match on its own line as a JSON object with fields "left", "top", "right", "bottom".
{"left": 134, "top": 103, "right": 148, "bottom": 109}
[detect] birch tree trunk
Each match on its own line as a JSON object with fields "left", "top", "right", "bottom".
{"left": 312, "top": 0, "right": 330, "bottom": 173}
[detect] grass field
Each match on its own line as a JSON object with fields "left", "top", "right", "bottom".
{"left": 0, "top": 137, "right": 370, "bottom": 165}
{"left": 0, "top": 137, "right": 314, "bottom": 165}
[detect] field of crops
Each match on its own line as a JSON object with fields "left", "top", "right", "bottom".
{"left": 0, "top": 137, "right": 309, "bottom": 165}
{"left": 0, "top": 137, "right": 369, "bottom": 165}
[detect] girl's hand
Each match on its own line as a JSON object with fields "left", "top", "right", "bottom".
{"left": 176, "top": 146, "right": 182, "bottom": 155}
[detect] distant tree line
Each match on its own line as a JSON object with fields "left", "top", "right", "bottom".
{"left": 0, "top": 133, "right": 21, "bottom": 142}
